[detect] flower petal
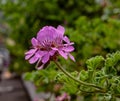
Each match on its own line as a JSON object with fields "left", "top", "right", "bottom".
{"left": 37, "top": 26, "right": 49, "bottom": 37}
{"left": 42, "top": 53, "right": 50, "bottom": 63}
{"left": 25, "top": 49, "right": 37, "bottom": 55}
{"left": 31, "top": 38, "right": 38, "bottom": 46}
{"left": 49, "top": 50, "right": 56, "bottom": 56}
{"left": 57, "top": 25, "right": 65, "bottom": 35}
{"left": 37, "top": 26, "right": 55, "bottom": 43}
{"left": 36, "top": 50, "right": 48, "bottom": 57}
{"left": 58, "top": 50, "right": 68, "bottom": 59}
{"left": 69, "top": 54, "right": 75, "bottom": 62}
{"left": 63, "top": 46, "right": 74, "bottom": 52}
{"left": 25, "top": 54, "right": 33, "bottom": 60}
{"left": 29, "top": 55, "right": 39, "bottom": 64}
{"left": 63, "top": 36, "right": 70, "bottom": 43}
{"left": 51, "top": 47, "right": 58, "bottom": 51}
{"left": 37, "top": 64, "right": 44, "bottom": 70}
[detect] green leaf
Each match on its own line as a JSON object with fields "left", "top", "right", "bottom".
{"left": 79, "top": 70, "right": 88, "bottom": 81}
{"left": 86, "top": 56, "right": 104, "bottom": 70}
{"left": 105, "top": 51, "right": 120, "bottom": 75}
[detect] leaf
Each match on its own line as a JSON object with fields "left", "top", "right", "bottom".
{"left": 79, "top": 70, "right": 88, "bottom": 81}
{"left": 105, "top": 51, "right": 120, "bottom": 75}
{"left": 86, "top": 56, "right": 104, "bottom": 70}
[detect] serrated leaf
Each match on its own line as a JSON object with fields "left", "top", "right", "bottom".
{"left": 86, "top": 56, "right": 104, "bottom": 70}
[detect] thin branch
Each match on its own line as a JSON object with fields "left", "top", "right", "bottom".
{"left": 54, "top": 60, "right": 106, "bottom": 92}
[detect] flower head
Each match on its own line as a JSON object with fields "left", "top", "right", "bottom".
{"left": 25, "top": 25, "right": 75, "bottom": 69}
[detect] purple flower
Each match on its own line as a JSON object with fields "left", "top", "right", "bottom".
{"left": 25, "top": 25, "right": 75, "bottom": 69}
{"left": 55, "top": 93, "right": 71, "bottom": 101}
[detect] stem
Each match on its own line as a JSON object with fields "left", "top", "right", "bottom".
{"left": 79, "top": 88, "right": 106, "bottom": 94}
{"left": 54, "top": 60, "right": 106, "bottom": 91}
{"left": 115, "top": 94, "right": 120, "bottom": 97}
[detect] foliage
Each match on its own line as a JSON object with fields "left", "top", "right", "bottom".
{"left": 65, "top": 17, "right": 120, "bottom": 70}
{"left": 25, "top": 51, "right": 120, "bottom": 100}
{"left": 25, "top": 66, "right": 58, "bottom": 92}
{"left": 55, "top": 51, "right": 120, "bottom": 100}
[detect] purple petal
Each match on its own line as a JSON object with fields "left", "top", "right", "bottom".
{"left": 57, "top": 25, "right": 65, "bottom": 35}
{"left": 63, "top": 46, "right": 74, "bottom": 52}
{"left": 36, "top": 50, "right": 47, "bottom": 57}
{"left": 40, "top": 26, "right": 49, "bottom": 32}
{"left": 64, "top": 42, "right": 74, "bottom": 46}
{"left": 49, "top": 50, "right": 56, "bottom": 56}
{"left": 37, "top": 26, "right": 49, "bottom": 37}
{"left": 51, "top": 47, "right": 58, "bottom": 51}
{"left": 31, "top": 38, "right": 38, "bottom": 46}
{"left": 29, "top": 55, "right": 39, "bottom": 64}
{"left": 63, "top": 36, "right": 70, "bottom": 44}
{"left": 37, "top": 26, "right": 55, "bottom": 42}
{"left": 69, "top": 54, "right": 75, "bottom": 62}
{"left": 25, "top": 49, "right": 37, "bottom": 55}
{"left": 37, "top": 64, "right": 44, "bottom": 70}
{"left": 25, "top": 54, "right": 33, "bottom": 60}
{"left": 58, "top": 50, "right": 68, "bottom": 59}
{"left": 42, "top": 53, "right": 50, "bottom": 63}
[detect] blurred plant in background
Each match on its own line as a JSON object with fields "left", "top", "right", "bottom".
{"left": 0, "top": 0, "right": 120, "bottom": 100}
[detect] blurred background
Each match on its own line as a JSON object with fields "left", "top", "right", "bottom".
{"left": 0, "top": 0, "right": 120, "bottom": 101}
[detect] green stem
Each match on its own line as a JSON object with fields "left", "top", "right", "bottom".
{"left": 54, "top": 60, "right": 106, "bottom": 91}
{"left": 115, "top": 94, "right": 120, "bottom": 97}
{"left": 79, "top": 88, "right": 106, "bottom": 94}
